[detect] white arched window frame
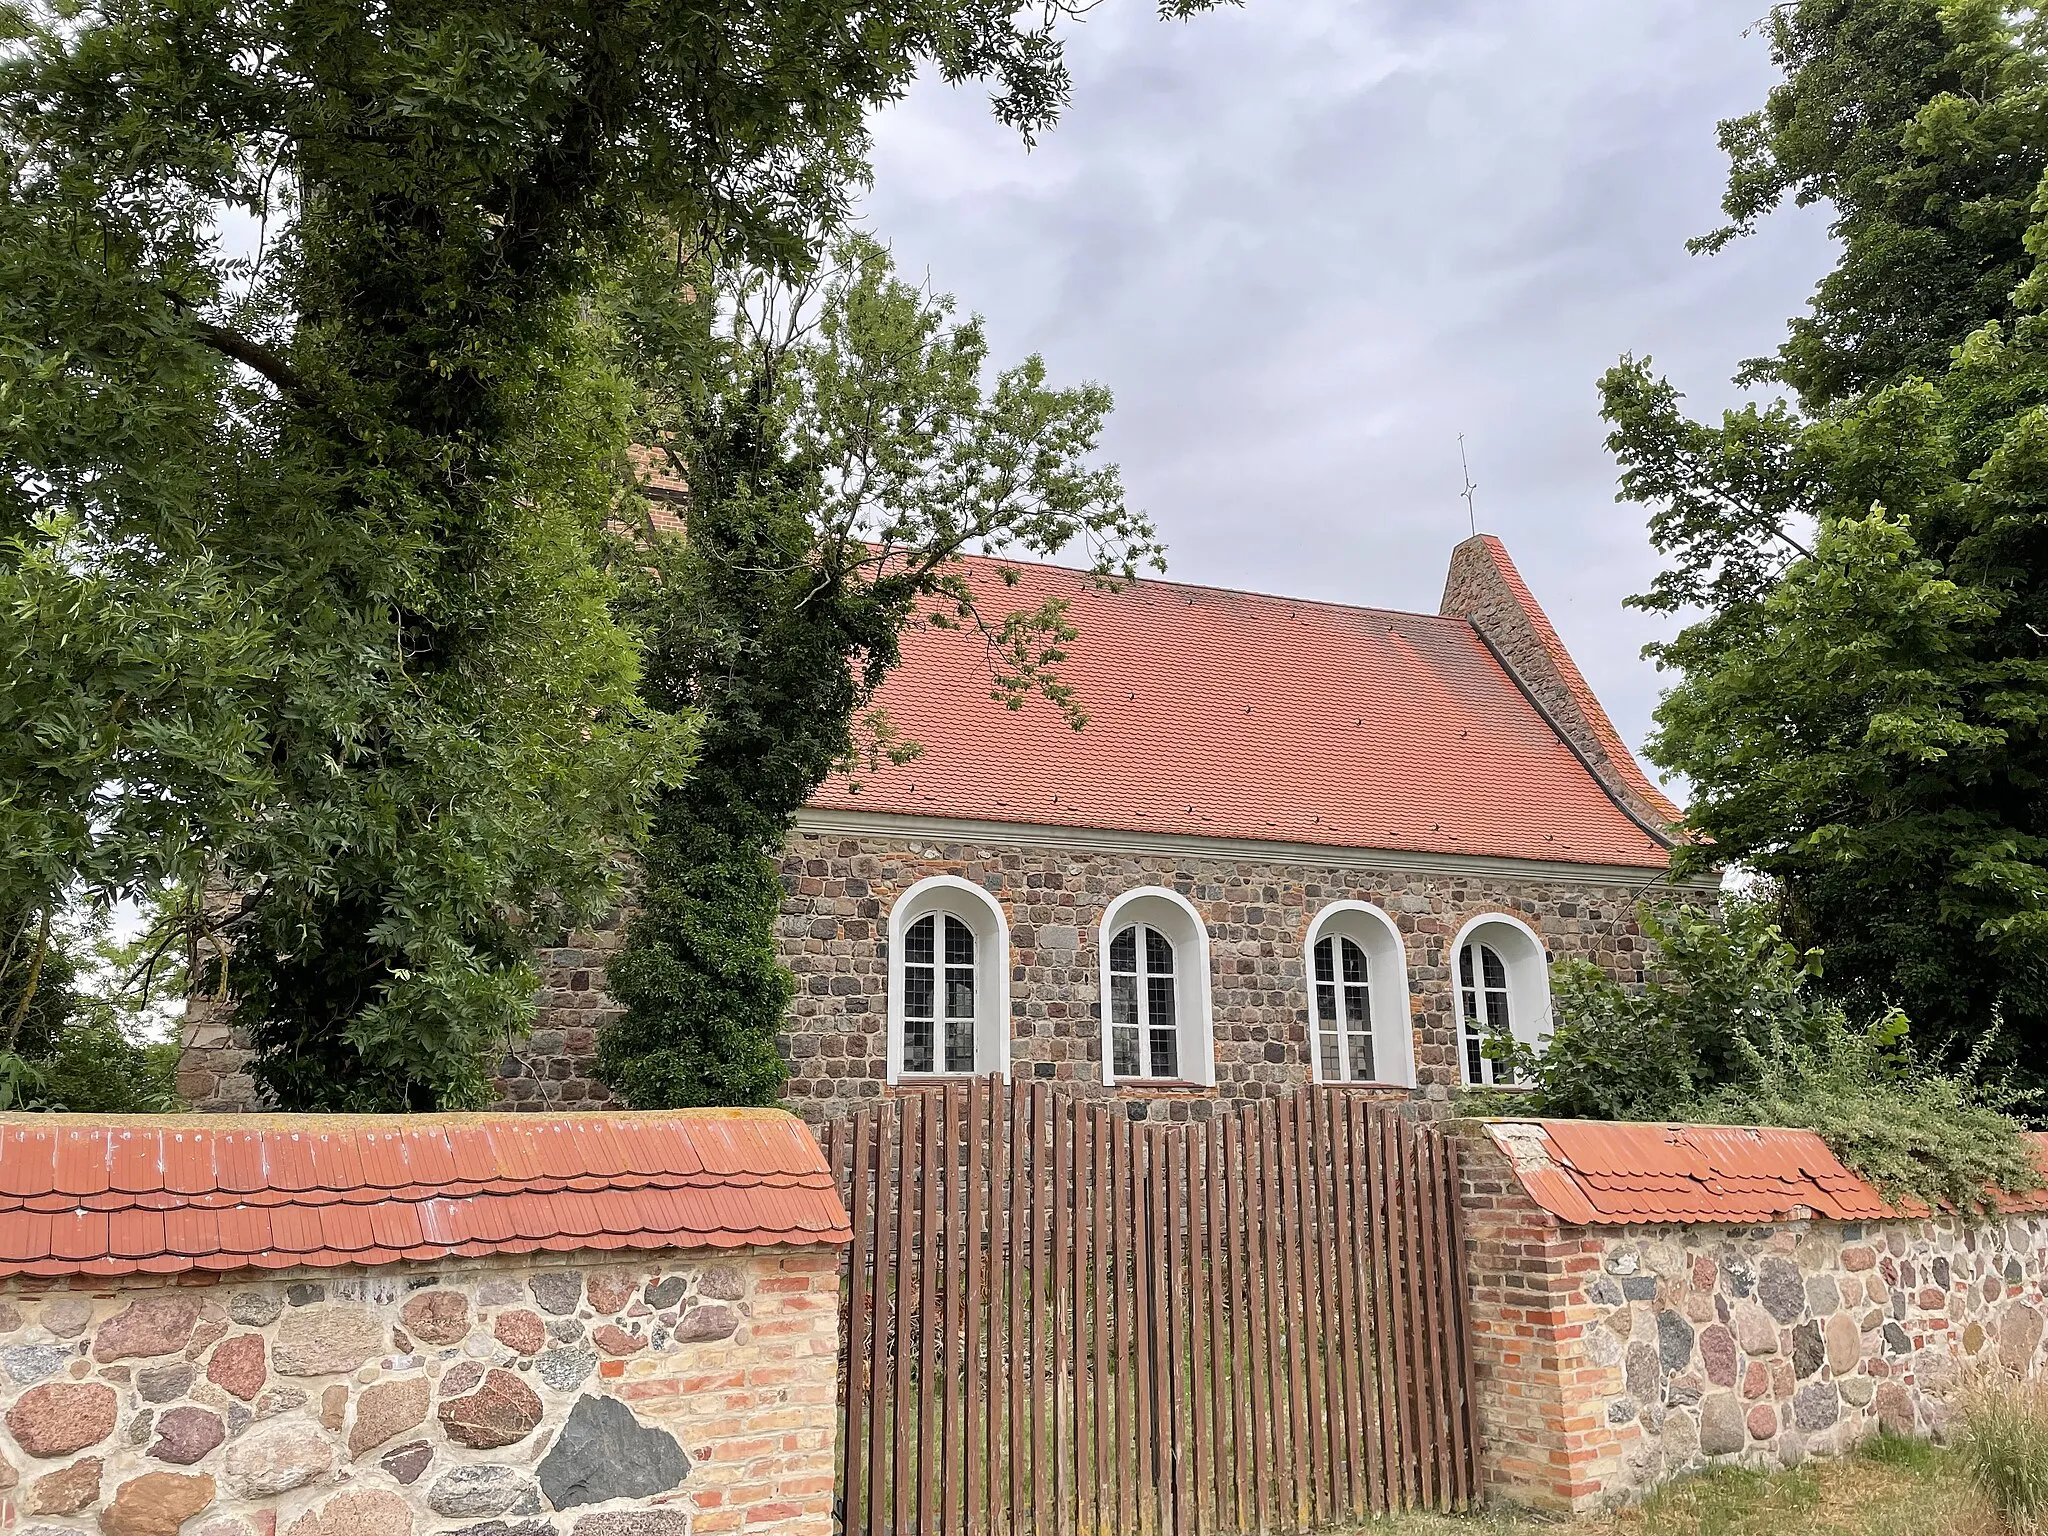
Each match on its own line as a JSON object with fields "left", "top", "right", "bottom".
{"left": 1450, "top": 912, "right": 1553, "bottom": 1086}
{"left": 886, "top": 876, "right": 1012, "bottom": 1084}
{"left": 1098, "top": 888, "right": 1216, "bottom": 1087}
{"left": 1303, "top": 902, "right": 1416, "bottom": 1087}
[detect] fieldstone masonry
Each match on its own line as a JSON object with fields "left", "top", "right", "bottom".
{"left": 0, "top": 1251, "right": 839, "bottom": 1536}
{"left": 1439, "top": 534, "right": 1679, "bottom": 840}
{"left": 179, "top": 833, "right": 1676, "bottom": 1122}
{"left": 493, "top": 920, "right": 628, "bottom": 1113}
{"left": 770, "top": 829, "right": 1665, "bottom": 1122}
{"left": 1457, "top": 1126, "right": 2048, "bottom": 1511}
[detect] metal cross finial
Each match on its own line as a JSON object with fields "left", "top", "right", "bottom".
{"left": 1458, "top": 434, "right": 1479, "bottom": 537}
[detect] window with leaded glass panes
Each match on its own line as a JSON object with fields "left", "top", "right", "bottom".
{"left": 1108, "top": 924, "right": 1180, "bottom": 1079}
{"left": 1459, "top": 941, "right": 1514, "bottom": 1085}
{"left": 902, "top": 912, "right": 976, "bottom": 1075}
{"left": 1312, "top": 935, "right": 1375, "bottom": 1081}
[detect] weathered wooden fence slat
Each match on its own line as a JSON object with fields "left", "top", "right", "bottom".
{"left": 831, "top": 1080, "right": 1476, "bottom": 1536}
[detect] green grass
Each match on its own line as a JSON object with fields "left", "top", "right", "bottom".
{"left": 1350, "top": 1435, "right": 1985, "bottom": 1535}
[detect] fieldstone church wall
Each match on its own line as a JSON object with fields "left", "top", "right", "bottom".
{"left": 771, "top": 827, "right": 1667, "bottom": 1122}
{"left": 0, "top": 1250, "right": 840, "bottom": 1536}
{"left": 179, "top": 832, "right": 1676, "bottom": 1121}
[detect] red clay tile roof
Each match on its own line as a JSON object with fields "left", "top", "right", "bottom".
{"left": 1484, "top": 1119, "right": 2048, "bottom": 1225}
{"left": 0, "top": 1110, "right": 851, "bottom": 1278}
{"left": 810, "top": 554, "right": 1673, "bottom": 869}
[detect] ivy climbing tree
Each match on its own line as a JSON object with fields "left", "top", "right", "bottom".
{"left": 596, "top": 237, "right": 1163, "bottom": 1107}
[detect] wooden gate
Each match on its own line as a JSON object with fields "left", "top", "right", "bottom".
{"left": 822, "top": 1079, "right": 1478, "bottom": 1536}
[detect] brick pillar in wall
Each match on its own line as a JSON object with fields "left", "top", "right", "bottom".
{"left": 1454, "top": 1123, "right": 1642, "bottom": 1512}
{"left": 1439, "top": 535, "right": 1681, "bottom": 844}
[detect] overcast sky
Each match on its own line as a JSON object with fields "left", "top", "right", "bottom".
{"left": 858, "top": 0, "right": 1837, "bottom": 803}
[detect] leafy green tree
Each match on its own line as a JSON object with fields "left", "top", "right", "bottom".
{"left": 0, "top": 904, "right": 182, "bottom": 1112}
{"left": 596, "top": 236, "right": 1159, "bottom": 1107}
{"left": 1478, "top": 898, "right": 1835, "bottom": 1123}
{"left": 0, "top": 903, "right": 78, "bottom": 1068}
{"left": 0, "top": 0, "right": 1219, "bottom": 1108}
{"left": 1695, "top": 0, "right": 2048, "bottom": 409}
{"left": 1602, "top": 1, "right": 2048, "bottom": 1086}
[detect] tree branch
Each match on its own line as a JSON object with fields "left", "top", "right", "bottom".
{"left": 190, "top": 320, "right": 317, "bottom": 409}
{"left": 4, "top": 907, "right": 50, "bottom": 1052}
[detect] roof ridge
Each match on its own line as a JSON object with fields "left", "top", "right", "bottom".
{"left": 938, "top": 549, "right": 1469, "bottom": 629}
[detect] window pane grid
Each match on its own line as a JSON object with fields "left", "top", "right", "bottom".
{"left": 1312, "top": 935, "right": 1377, "bottom": 1083}
{"left": 1149, "top": 1024, "right": 1179, "bottom": 1079}
{"left": 1109, "top": 922, "right": 1186, "bottom": 1081}
{"left": 901, "top": 911, "right": 977, "bottom": 1076}
{"left": 944, "top": 1017, "right": 974, "bottom": 1074}
{"left": 1460, "top": 941, "right": 1516, "bottom": 1085}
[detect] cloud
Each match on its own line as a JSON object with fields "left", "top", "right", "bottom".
{"left": 859, "top": 0, "right": 1836, "bottom": 799}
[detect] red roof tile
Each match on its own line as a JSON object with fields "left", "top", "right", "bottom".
{"left": 0, "top": 1110, "right": 850, "bottom": 1278}
{"left": 808, "top": 555, "right": 1673, "bottom": 869}
{"left": 1485, "top": 1119, "right": 2048, "bottom": 1225}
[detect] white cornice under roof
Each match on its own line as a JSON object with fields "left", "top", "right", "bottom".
{"left": 793, "top": 808, "right": 1718, "bottom": 892}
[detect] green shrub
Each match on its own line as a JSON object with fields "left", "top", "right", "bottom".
{"left": 1467, "top": 893, "right": 2041, "bottom": 1213}
{"left": 1696, "top": 1010, "right": 2039, "bottom": 1214}
{"left": 1857, "top": 1425, "right": 1946, "bottom": 1475}
{"left": 46, "top": 1029, "right": 181, "bottom": 1113}
{"left": 1470, "top": 895, "right": 1861, "bottom": 1122}
{"left": 0, "top": 1030, "right": 181, "bottom": 1114}
{"left": 1959, "top": 1377, "right": 2048, "bottom": 1533}
{"left": 0, "top": 1050, "right": 49, "bottom": 1109}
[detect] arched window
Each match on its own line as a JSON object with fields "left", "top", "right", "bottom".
{"left": 902, "top": 912, "right": 976, "bottom": 1074}
{"left": 1451, "top": 914, "right": 1552, "bottom": 1086}
{"left": 1459, "top": 943, "right": 1511, "bottom": 1082}
{"left": 1314, "top": 936, "right": 1369, "bottom": 1079}
{"left": 1098, "top": 888, "right": 1214, "bottom": 1085}
{"left": 1304, "top": 902, "right": 1414, "bottom": 1086}
{"left": 887, "top": 876, "right": 1010, "bottom": 1082}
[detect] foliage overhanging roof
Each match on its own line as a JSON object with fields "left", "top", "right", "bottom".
{"left": 810, "top": 553, "right": 1676, "bottom": 869}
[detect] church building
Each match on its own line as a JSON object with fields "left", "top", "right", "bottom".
{"left": 177, "top": 534, "right": 1703, "bottom": 1120}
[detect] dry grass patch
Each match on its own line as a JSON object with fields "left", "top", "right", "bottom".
{"left": 1956, "top": 1377, "right": 2048, "bottom": 1533}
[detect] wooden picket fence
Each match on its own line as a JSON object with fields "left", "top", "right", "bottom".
{"left": 822, "top": 1079, "right": 1478, "bottom": 1536}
